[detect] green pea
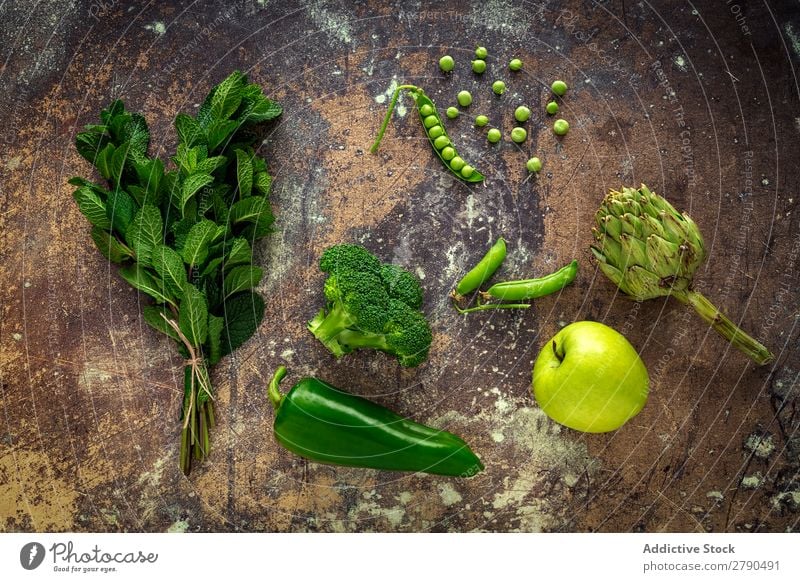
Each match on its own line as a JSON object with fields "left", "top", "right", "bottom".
{"left": 449, "top": 156, "right": 465, "bottom": 171}
{"left": 428, "top": 125, "right": 444, "bottom": 139}
{"left": 439, "top": 55, "right": 455, "bottom": 72}
{"left": 441, "top": 146, "right": 456, "bottom": 161}
{"left": 420, "top": 103, "right": 434, "bottom": 116}
{"left": 457, "top": 91, "right": 473, "bottom": 107}
{"left": 514, "top": 106, "right": 531, "bottom": 122}
{"left": 423, "top": 115, "right": 439, "bottom": 128}
{"left": 475, "top": 46, "right": 488, "bottom": 59}
{"left": 487, "top": 128, "right": 502, "bottom": 143}
{"left": 434, "top": 135, "right": 450, "bottom": 150}
{"left": 511, "top": 127, "right": 527, "bottom": 143}
{"left": 553, "top": 119, "right": 570, "bottom": 136}
{"left": 483, "top": 260, "right": 578, "bottom": 301}
{"left": 509, "top": 58, "right": 523, "bottom": 71}
{"left": 492, "top": 80, "right": 506, "bottom": 95}
{"left": 446, "top": 106, "right": 459, "bottom": 119}
{"left": 474, "top": 115, "right": 489, "bottom": 127}
{"left": 472, "top": 59, "right": 486, "bottom": 74}
{"left": 546, "top": 101, "right": 559, "bottom": 115}
{"left": 455, "top": 237, "right": 507, "bottom": 296}
{"left": 526, "top": 157, "right": 542, "bottom": 173}
{"left": 461, "top": 165, "right": 475, "bottom": 178}
{"left": 551, "top": 80, "right": 568, "bottom": 96}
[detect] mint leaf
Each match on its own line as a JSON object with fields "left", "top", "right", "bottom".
{"left": 133, "top": 158, "right": 164, "bottom": 202}
{"left": 106, "top": 188, "right": 136, "bottom": 236}
{"left": 195, "top": 156, "right": 227, "bottom": 175}
{"left": 100, "top": 100, "right": 124, "bottom": 124}
{"left": 242, "top": 96, "right": 283, "bottom": 123}
{"left": 75, "top": 130, "right": 107, "bottom": 165}
{"left": 90, "top": 227, "right": 133, "bottom": 264}
{"left": 220, "top": 291, "right": 264, "bottom": 357}
{"left": 119, "top": 263, "right": 173, "bottom": 304}
{"left": 224, "top": 238, "right": 252, "bottom": 266}
{"left": 228, "top": 196, "right": 274, "bottom": 240}
{"left": 210, "top": 71, "right": 244, "bottom": 120}
{"left": 228, "top": 195, "right": 268, "bottom": 225}
{"left": 175, "top": 113, "right": 205, "bottom": 148}
{"left": 170, "top": 217, "right": 195, "bottom": 251}
{"left": 180, "top": 173, "right": 214, "bottom": 215}
{"left": 95, "top": 142, "right": 116, "bottom": 181}
{"left": 179, "top": 283, "right": 208, "bottom": 347}
{"left": 121, "top": 113, "right": 150, "bottom": 160}
{"left": 125, "top": 204, "right": 163, "bottom": 265}
{"left": 151, "top": 244, "right": 188, "bottom": 300}
{"left": 181, "top": 219, "right": 221, "bottom": 267}
{"left": 206, "top": 119, "right": 239, "bottom": 152}
{"left": 109, "top": 143, "right": 130, "bottom": 186}
{"left": 206, "top": 314, "right": 224, "bottom": 365}
{"left": 200, "top": 256, "right": 223, "bottom": 279}
{"left": 73, "top": 187, "right": 112, "bottom": 229}
{"left": 223, "top": 265, "right": 263, "bottom": 298}
{"left": 235, "top": 149, "right": 253, "bottom": 198}
{"left": 253, "top": 171, "right": 272, "bottom": 197}
{"left": 142, "top": 305, "right": 180, "bottom": 342}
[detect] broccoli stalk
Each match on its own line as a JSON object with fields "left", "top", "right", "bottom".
{"left": 307, "top": 245, "right": 432, "bottom": 367}
{"left": 307, "top": 302, "right": 356, "bottom": 357}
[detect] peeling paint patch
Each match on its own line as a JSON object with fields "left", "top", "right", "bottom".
{"left": 673, "top": 54, "right": 688, "bottom": 72}
{"left": 438, "top": 483, "right": 462, "bottom": 506}
{"left": 167, "top": 519, "right": 189, "bottom": 533}
{"left": 771, "top": 490, "right": 800, "bottom": 512}
{"left": 307, "top": 2, "right": 353, "bottom": 45}
{"left": 741, "top": 473, "right": 763, "bottom": 489}
{"left": 785, "top": 22, "right": 800, "bottom": 60}
{"left": 374, "top": 79, "right": 408, "bottom": 117}
{"left": 145, "top": 22, "right": 166, "bottom": 36}
{"left": 744, "top": 432, "right": 775, "bottom": 459}
{"left": 438, "top": 404, "right": 600, "bottom": 532}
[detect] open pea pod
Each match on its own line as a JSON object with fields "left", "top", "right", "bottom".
{"left": 370, "top": 84, "right": 484, "bottom": 184}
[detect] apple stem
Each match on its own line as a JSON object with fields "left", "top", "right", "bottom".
{"left": 552, "top": 340, "right": 565, "bottom": 362}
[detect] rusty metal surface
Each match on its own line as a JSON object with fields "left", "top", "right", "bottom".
{"left": 1, "top": 0, "right": 799, "bottom": 532}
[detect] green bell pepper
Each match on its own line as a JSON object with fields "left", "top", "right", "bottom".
{"left": 267, "top": 367, "right": 484, "bottom": 477}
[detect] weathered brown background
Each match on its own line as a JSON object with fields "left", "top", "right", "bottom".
{"left": 1, "top": 0, "right": 798, "bottom": 532}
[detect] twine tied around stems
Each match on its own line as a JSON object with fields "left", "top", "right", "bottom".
{"left": 160, "top": 314, "right": 214, "bottom": 433}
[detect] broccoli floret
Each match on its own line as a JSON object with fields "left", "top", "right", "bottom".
{"left": 308, "top": 245, "right": 432, "bottom": 367}
{"left": 308, "top": 269, "right": 390, "bottom": 356}
{"left": 380, "top": 264, "right": 423, "bottom": 309}
{"left": 319, "top": 244, "right": 380, "bottom": 275}
{"left": 336, "top": 300, "right": 432, "bottom": 367}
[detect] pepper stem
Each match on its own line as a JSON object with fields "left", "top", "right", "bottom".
{"left": 675, "top": 289, "right": 774, "bottom": 366}
{"left": 369, "top": 84, "right": 421, "bottom": 153}
{"left": 268, "top": 366, "right": 287, "bottom": 410}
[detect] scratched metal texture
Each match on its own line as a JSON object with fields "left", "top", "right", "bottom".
{"left": 1, "top": 0, "right": 798, "bottom": 532}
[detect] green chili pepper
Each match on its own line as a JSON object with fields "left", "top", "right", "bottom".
{"left": 267, "top": 366, "right": 485, "bottom": 477}
{"left": 483, "top": 259, "right": 578, "bottom": 301}
{"left": 370, "top": 84, "right": 485, "bottom": 183}
{"left": 455, "top": 237, "right": 507, "bottom": 296}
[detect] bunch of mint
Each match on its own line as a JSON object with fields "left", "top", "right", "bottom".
{"left": 70, "top": 71, "right": 282, "bottom": 474}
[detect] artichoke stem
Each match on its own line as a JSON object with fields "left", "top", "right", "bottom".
{"left": 676, "top": 290, "right": 774, "bottom": 366}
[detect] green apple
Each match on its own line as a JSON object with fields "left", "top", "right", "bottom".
{"left": 532, "top": 321, "right": 649, "bottom": 432}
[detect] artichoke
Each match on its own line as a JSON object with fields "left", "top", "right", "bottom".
{"left": 591, "top": 184, "right": 774, "bottom": 365}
